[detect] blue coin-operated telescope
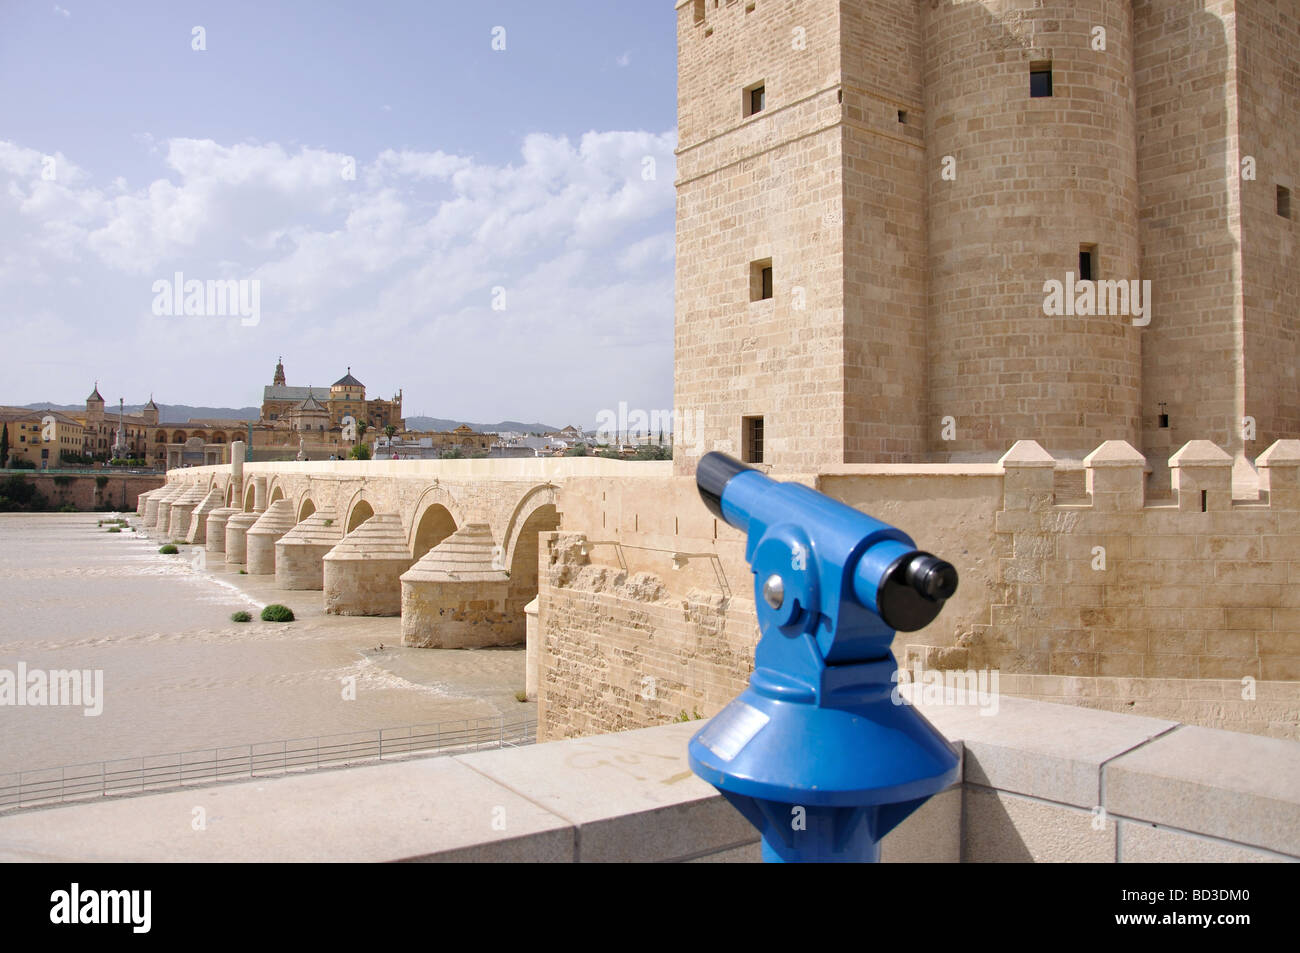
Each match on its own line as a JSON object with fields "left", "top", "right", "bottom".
{"left": 688, "top": 452, "right": 961, "bottom": 863}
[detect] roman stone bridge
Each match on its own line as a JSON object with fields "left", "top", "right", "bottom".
{"left": 136, "top": 444, "right": 670, "bottom": 667}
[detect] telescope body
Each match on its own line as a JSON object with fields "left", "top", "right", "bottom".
{"left": 688, "top": 453, "right": 961, "bottom": 862}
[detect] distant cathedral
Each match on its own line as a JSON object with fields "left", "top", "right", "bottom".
{"left": 260, "top": 358, "right": 403, "bottom": 433}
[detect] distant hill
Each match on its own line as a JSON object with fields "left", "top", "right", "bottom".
{"left": 20, "top": 403, "right": 260, "bottom": 424}
{"left": 404, "top": 417, "right": 560, "bottom": 434}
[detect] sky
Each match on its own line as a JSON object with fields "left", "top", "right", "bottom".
{"left": 0, "top": 0, "right": 678, "bottom": 427}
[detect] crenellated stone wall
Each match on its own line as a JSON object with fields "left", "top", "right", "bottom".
{"left": 538, "top": 440, "right": 1300, "bottom": 742}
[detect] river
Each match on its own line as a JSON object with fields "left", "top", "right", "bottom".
{"left": 0, "top": 513, "right": 530, "bottom": 774}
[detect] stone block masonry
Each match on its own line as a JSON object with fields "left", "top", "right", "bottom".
{"left": 10, "top": 472, "right": 162, "bottom": 512}
{"left": 538, "top": 439, "right": 1300, "bottom": 742}
{"left": 674, "top": 0, "right": 1299, "bottom": 480}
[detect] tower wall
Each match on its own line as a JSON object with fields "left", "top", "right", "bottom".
{"left": 673, "top": 0, "right": 847, "bottom": 474}
{"left": 839, "top": 0, "right": 929, "bottom": 461}
{"left": 1135, "top": 0, "right": 1242, "bottom": 486}
{"left": 922, "top": 0, "right": 1142, "bottom": 461}
{"left": 1237, "top": 0, "right": 1300, "bottom": 465}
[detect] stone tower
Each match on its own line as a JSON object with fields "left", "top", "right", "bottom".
{"left": 273, "top": 357, "right": 286, "bottom": 387}
{"left": 673, "top": 0, "right": 1298, "bottom": 476}
{"left": 85, "top": 382, "right": 104, "bottom": 424}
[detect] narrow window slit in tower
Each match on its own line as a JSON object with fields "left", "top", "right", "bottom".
{"left": 1030, "top": 61, "right": 1053, "bottom": 98}
{"left": 743, "top": 416, "right": 765, "bottom": 464}
{"left": 1201, "top": 490, "right": 1207, "bottom": 513}
{"left": 1279, "top": 186, "right": 1292, "bottom": 220}
{"left": 750, "top": 258, "right": 774, "bottom": 301}
{"left": 1079, "top": 244, "right": 1096, "bottom": 282}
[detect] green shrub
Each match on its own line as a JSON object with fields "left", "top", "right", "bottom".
{"left": 107, "top": 526, "right": 122, "bottom": 533}
{"left": 95, "top": 475, "right": 110, "bottom": 489}
{"left": 514, "top": 690, "right": 529, "bottom": 703}
{"left": 260, "top": 604, "right": 295, "bottom": 623}
{"left": 159, "top": 544, "right": 178, "bottom": 554}
{"left": 238, "top": 569, "right": 247, "bottom": 574}
{"left": 58, "top": 503, "right": 77, "bottom": 512}
{"left": 230, "top": 611, "right": 251, "bottom": 623}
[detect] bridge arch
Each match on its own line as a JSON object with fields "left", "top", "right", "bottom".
{"left": 297, "top": 493, "right": 317, "bottom": 522}
{"left": 503, "top": 485, "right": 561, "bottom": 637}
{"left": 341, "top": 489, "right": 375, "bottom": 534}
{"left": 267, "top": 479, "right": 286, "bottom": 505}
{"left": 502, "top": 484, "right": 560, "bottom": 574}
{"left": 407, "top": 485, "right": 464, "bottom": 559}
{"left": 242, "top": 483, "right": 256, "bottom": 512}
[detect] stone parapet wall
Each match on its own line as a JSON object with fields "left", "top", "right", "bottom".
{"left": 540, "top": 440, "right": 1300, "bottom": 741}
{"left": 2, "top": 698, "right": 1294, "bottom": 863}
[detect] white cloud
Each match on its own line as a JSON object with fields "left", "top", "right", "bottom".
{"left": 0, "top": 129, "right": 679, "bottom": 423}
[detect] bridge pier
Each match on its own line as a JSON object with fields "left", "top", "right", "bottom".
{"left": 167, "top": 484, "right": 206, "bottom": 540}
{"left": 205, "top": 507, "right": 239, "bottom": 559}
{"left": 224, "top": 511, "right": 261, "bottom": 566}
{"left": 246, "top": 500, "right": 297, "bottom": 575}
{"left": 136, "top": 488, "right": 157, "bottom": 517}
{"left": 149, "top": 483, "right": 183, "bottom": 533}
{"left": 525, "top": 596, "right": 539, "bottom": 700}
{"left": 323, "top": 514, "right": 413, "bottom": 615}
{"left": 186, "top": 487, "right": 224, "bottom": 544}
{"left": 400, "top": 523, "right": 515, "bottom": 648}
{"left": 275, "top": 510, "right": 341, "bottom": 590}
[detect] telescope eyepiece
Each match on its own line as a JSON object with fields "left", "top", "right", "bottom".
{"left": 905, "top": 554, "right": 959, "bottom": 602}
{"left": 876, "top": 551, "right": 959, "bottom": 632}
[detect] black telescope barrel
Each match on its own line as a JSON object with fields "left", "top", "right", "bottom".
{"left": 696, "top": 452, "right": 755, "bottom": 521}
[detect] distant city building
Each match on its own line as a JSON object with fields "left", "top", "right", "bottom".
{"left": 260, "top": 358, "right": 402, "bottom": 433}
{"left": 375, "top": 424, "right": 495, "bottom": 459}
{"left": 0, "top": 407, "right": 85, "bottom": 468}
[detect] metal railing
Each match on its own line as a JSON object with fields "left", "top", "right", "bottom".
{"left": 0, "top": 715, "right": 536, "bottom": 813}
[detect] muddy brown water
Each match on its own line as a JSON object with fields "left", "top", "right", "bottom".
{"left": 0, "top": 513, "right": 531, "bottom": 773}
